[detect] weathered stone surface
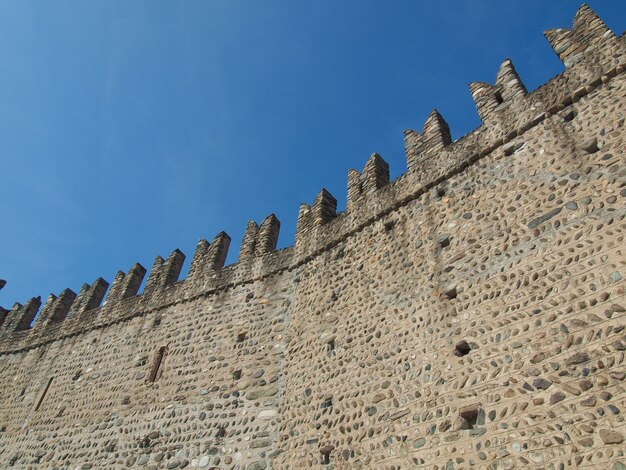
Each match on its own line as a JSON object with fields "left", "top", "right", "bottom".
{"left": 0, "top": 5, "right": 625, "bottom": 470}
{"left": 599, "top": 429, "right": 624, "bottom": 445}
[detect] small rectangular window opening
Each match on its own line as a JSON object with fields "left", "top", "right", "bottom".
{"left": 321, "top": 450, "right": 331, "bottom": 465}
{"left": 148, "top": 346, "right": 167, "bottom": 383}
{"left": 460, "top": 406, "right": 479, "bottom": 430}
{"left": 237, "top": 332, "right": 247, "bottom": 343}
{"left": 34, "top": 377, "right": 54, "bottom": 411}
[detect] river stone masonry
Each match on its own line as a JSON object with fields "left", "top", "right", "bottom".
{"left": 0, "top": 4, "right": 625, "bottom": 469}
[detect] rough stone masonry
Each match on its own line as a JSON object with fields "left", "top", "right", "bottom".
{"left": 0, "top": 4, "right": 625, "bottom": 469}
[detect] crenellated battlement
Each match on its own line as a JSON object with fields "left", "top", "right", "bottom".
{"left": 0, "top": 6, "right": 625, "bottom": 468}
{"left": 1, "top": 4, "right": 624, "bottom": 356}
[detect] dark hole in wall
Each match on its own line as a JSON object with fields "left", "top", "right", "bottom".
{"left": 562, "top": 110, "right": 576, "bottom": 122}
{"left": 454, "top": 340, "right": 471, "bottom": 357}
{"left": 148, "top": 346, "right": 167, "bottom": 382}
{"left": 216, "top": 426, "right": 226, "bottom": 438}
{"left": 384, "top": 220, "right": 395, "bottom": 232}
{"left": 438, "top": 234, "right": 450, "bottom": 249}
{"left": 323, "top": 398, "right": 333, "bottom": 409}
{"left": 442, "top": 286, "right": 457, "bottom": 300}
{"left": 233, "top": 369, "right": 242, "bottom": 381}
{"left": 494, "top": 91, "right": 504, "bottom": 104}
{"left": 327, "top": 339, "right": 335, "bottom": 356}
{"left": 237, "top": 332, "right": 247, "bottom": 343}
{"left": 321, "top": 450, "right": 331, "bottom": 465}
{"left": 460, "top": 406, "right": 479, "bottom": 429}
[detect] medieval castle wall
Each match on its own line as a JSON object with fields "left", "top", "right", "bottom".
{"left": 0, "top": 5, "right": 624, "bottom": 469}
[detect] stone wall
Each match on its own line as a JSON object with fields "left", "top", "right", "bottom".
{"left": 0, "top": 4, "right": 624, "bottom": 469}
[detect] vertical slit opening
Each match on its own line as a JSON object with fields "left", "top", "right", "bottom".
{"left": 34, "top": 377, "right": 53, "bottom": 411}
{"left": 148, "top": 346, "right": 167, "bottom": 382}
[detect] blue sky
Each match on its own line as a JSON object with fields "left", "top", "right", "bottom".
{"left": 1, "top": 1, "right": 624, "bottom": 309}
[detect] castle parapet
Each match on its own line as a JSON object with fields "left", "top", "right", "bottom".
{"left": 296, "top": 189, "right": 337, "bottom": 246}
{"left": 404, "top": 109, "right": 453, "bottom": 178}
{"left": 0, "top": 3, "right": 623, "bottom": 356}
{"left": 188, "top": 232, "right": 231, "bottom": 281}
{"left": 545, "top": 4, "right": 624, "bottom": 73}
{"left": 106, "top": 263, "right": 146, "bottom": 303}
{"left": 1, "top": 297, "right": 42, "bottom": 334}
{"left": 469, "top": 59, "right": 527, "bottom": 125}
{"left": 347, "top": 153, "right": 390, "bottom": 210}
{"left": 144, "top": 249, "right": 186, "bottom": 295}
{"left": 68, "top": 278, "right": 109, "bottom": 318}
{"left": 31, "top": 289, "right": 77, "bottom": 332}
{"left": 239, "top": 215, "right": 281, "bottom": 263}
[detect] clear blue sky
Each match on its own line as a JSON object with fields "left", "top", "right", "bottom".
{"left": 1, "top": 1, "right": 624, "bottom": 309}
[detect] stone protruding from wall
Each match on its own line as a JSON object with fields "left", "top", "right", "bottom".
{"left": 106, "top": 263, "right": 146, "bottom": 302}
{"left": 33, "top": 289, "right": 77, "bottom": 330}
{"left": 188, "top": 232, "right": 231, "bottom": 280}
{"left": 347, "top": 153, "right": 390, "bottom": 209}
{"left": 469, "top": 59, "right": 527, "bottom": 123}
{"left": 68, "top": 278, "right": 109, "bottom": 317}
{"left": 544, "top": 4, "right": 622, "bottom": 69}
{"left": 404, "top": 109, "right": 452, "bottom": 172}
{"left": 296, "top": 189, "right": 337, "bottom": 243}
{"left": 144, "top": 250, "right": 185, "bottom": 294}
{"left": 0, "top": 297, "right": 41, "bottom": 333}
{"left": 239, "top": 215, "right": 280, "bottom": 262}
